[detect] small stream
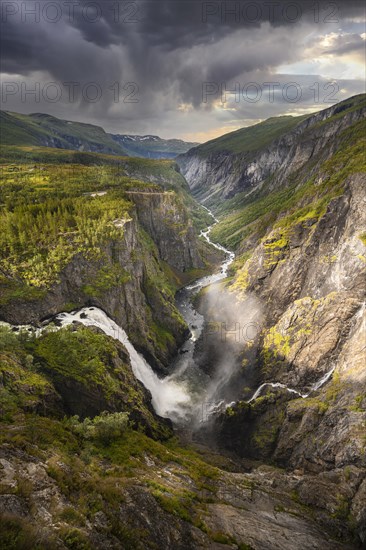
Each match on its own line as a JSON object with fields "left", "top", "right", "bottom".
{"left": 1, "top": 211, "right": 335, "bottom": 425}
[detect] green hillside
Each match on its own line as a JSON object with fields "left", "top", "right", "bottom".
{"left": 190, "top": 115, "right": 308, "bottom": 156}
{"left": 0, "top": 145, "right": 211, "bottom": 299}
{"left": 210, "top": 112, "right": 366, "bottom": 251}
{"left": 0, "top": 111, "right": 52, "bottom": 146}
{"left": 0, "top": 111, "right": 127, "bottom": 155}
{"left": 0, "top": 111, "right": 197, "bottom": 159}
{"left": 191, "top": 93, "right": 366, "bottom": 159}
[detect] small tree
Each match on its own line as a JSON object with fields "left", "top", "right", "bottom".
{"left": 67, "top": 411, "right": 129, "bottom": 445}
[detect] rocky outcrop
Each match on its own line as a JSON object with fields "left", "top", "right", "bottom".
{"left": 232, "top": 174, "right": 366, "bottom": 384}
{"left": 41, "top": 325, "right": 173, "bottom": 439}
{"left": 126, "top": 190, "right": 205, "bottom": 272}
{"left": 0, "top": 442, "right": 357, "bottom": 550}
{"left": 0, "top": 323, "right": 172, "bottom": 440}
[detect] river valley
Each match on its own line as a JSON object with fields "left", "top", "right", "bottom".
{"left": 2, "top": 210, "right": 337, "bottom": 432}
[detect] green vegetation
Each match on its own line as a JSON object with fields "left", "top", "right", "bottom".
{"left": 0, "top": 110, "right": 127, "bottom": 155}
{"left": 231, "top": 263, "right": 250, "bottom": 294}
{"left": 0, "top": 515, "right": 57, "bottom": 549}
{"left": 210, "top": 106, "right": 366, "bottom": 253}
{"left": 288, "top": 396, "right": 329, "bottom": 415}
{"left": 34, "top": 326, "right": 120, "bottom": 387}
{"left": 82, "top": 263, "right": 131, "bottom": 297}
{"left": 250, "top": 394, "right": 286, "bottom": 455}
{"left": 0, "top": 324, "right": 224, "bottom": 546}
{"left": 359, "top": 233, "right": 366, "bottom": 247}
{"left": 67, "top": 412, "right": 130, "bottom": 446}
{"left": 349, "top": 394, "right": 366, "bottom": 413}
{"left": 0, "top": 160, "right": 134, "bottom": 288}
{"left": 0, "top": 145, "right": 209, "bottom": 306}
{"left": 193, "top": 115, "right": 307, "bottom": 155}
{"left": 60, "top": 528, "right": 91, "bottom": 550}
{"left": 264, "top": 327, "right": 291, "bottom": 357}
{"left": 331, "top": 494, "right": 351, "bottom": 521}
{"left": 262, "top": 232, "right": 289, "bottom": 269}
{"left": 0, "top": 324, "right": 171, "bottom": 439}
{"left": 151, "top": 486, "right": 195, "bottom": 522}
{"left": 311, "top": 94, "right": 366, "bottom": 128}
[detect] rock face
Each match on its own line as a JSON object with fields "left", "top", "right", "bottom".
{"left": 177, "top": 96, "right": 366, "bottom": 208}
{"left": 237, "top": 173, "right": 366, "bottom": 380}
{"left": 0, "top": 192, "right": 205, "bottom": 374}
{"left": 0, "top": 443, "right": 358, "bottom": 550}
{"left": 126, "top": 191, "right": 205, "bottom": 272}
{"left": 191, "top": 105, "right": 366, "bottom": 545}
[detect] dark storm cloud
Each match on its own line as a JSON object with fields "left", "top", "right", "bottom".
{"left": 0, "top": 0, "right": 365, "bottom": 137}
{"left": 2, "top": 0, "right": 363, "bottom": 76}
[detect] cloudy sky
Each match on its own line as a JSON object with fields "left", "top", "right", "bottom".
{"left": 1, "top": 0, "right": 365, "bottom": 141}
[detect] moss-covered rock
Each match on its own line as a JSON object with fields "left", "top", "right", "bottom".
{"left": 0, "top": 325, "right": 172, "bottom": 440}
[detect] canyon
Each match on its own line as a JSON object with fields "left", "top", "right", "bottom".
{"left": 0, "top": 95, "right": 365, "bottom": 549}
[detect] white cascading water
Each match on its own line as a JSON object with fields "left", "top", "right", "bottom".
{"left": 55, "top": 308, "right": 191, "bottom": 422}
{"left": 246, "top": 367, "right": 336, "bottom": 403}
{"left": 1, "top": 209, "right": 336, "bottom": 424}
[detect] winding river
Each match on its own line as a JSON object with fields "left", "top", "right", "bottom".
{"left": 2, "top": 210, "right": 335, "bottom": 425}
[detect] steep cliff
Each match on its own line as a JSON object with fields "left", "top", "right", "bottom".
{"left": 0, "top": 152, "right": 214, "bottom": 373}
{"left": 127, "top": 190, "right": 204, "bottom": 272}
{"left": 189, "top": 98, "right": 366, "bottom": 545}
{"left": 177, "top": 95, "right": 366, "bottom": 212}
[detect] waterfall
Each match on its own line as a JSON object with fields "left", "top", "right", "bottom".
{"left": 1, "top": 210, "right": 336, "bottom": 424}
{"left": 245, "top": 367, "right": 336, "bottom": 404}
{"left": 55, "top": 308, "right": 191, "bottom": 421}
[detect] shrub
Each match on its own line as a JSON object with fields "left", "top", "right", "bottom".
{"left": 0, "top": 515, "right": 55, "bottom": 549}
{"left": 67, "top": 411, "right": 130, "bottom": 445}
{"left": 60, "top": 527, "right": 91, "bottom": 550}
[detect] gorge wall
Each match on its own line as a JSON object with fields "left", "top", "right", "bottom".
{"left": 186, "top": 96, "right": 366, "bottom": 545}
{"left": 0, "top": 186, "right": 211, "bottom": 374}
{"left": 177, "top": 95, "right": 366, "bottom": 210}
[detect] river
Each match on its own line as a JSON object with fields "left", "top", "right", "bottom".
{"left": 1, "top": 210, "right": 335, "bottom": 425}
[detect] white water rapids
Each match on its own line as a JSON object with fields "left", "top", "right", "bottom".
{"left": 2, "top": 210, "right": 335, "bottom": 424}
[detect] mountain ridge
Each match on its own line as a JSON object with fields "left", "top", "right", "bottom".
{"left": 0, "top": 110, "right": 198, "bottom": 159}
{"left": 177, "top": 94, "right": 366, "bottom": 212}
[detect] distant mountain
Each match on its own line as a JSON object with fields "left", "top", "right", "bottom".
{"left": 111, "top": 134, "right": 198, "bottom": 159}
{"left": 0, "top": 110, "right": 198, "bottom": 158}
{"left": 184, "top": 114, "right": 307, "bottom": 156}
